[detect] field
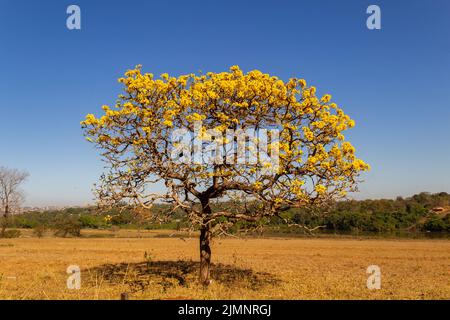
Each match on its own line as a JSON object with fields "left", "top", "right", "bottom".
{"left": 0, "top": 230, "right": 449, "bottom": 300}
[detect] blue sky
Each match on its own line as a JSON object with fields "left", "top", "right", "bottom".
{"left": 0, "top": 0, "right": 449, "bottom": 206}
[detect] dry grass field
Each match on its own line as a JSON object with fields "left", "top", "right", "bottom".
{"left": 0, "top": 230, "right": 449, "bottom": 300}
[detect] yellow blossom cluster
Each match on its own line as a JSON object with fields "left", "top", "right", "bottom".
{"left": 82, "top": 65, "right": 369, "bottom": 206}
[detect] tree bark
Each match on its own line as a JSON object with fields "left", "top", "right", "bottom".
{"left": 199, "top": 223, "right": 212, "bottom": 286}
{"left": 199, "top": 199, "right": 212, "bottom": 286}
{"left": 1, "top": 205, "right": 9, "bottom": 237}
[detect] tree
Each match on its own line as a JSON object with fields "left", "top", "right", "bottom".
{"left": 0, "top": 167, "right": 29, "bottom": 237}
{"left": 82, "top": 65, "right": 369, "bottom": 285}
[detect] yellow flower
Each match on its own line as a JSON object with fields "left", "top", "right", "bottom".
{"left": 230, "top": 65, "right": 241, "bottom": 73}
{"left": 163, "top": 120, "right": 173, "bottom": 127}
{"left": 299, "top": 79, "right": 306, "bottom": 88}
{"left": 186, "top": 113, "right": 206, "bottom": 122}
{"left": 263, "top": 161, "right": 272, "bottom": 169}
{"left": 315, "top": 184, "right": 327, "bottom": 194}
{"left": 342, "top": 142, "right": 355, "bottom": 154}
{"left": 302, "top": 127, "right": 314, "bottom": 141}
{"left": 321, "top": 94, "right": 331, "bottom": 103}
{"left": 254, "top": 181, "right": 263, "bottom": 190}
{"left": 352, "top": 159, "right": 370, "bottom": 171}
{"left": 80, "top": 114, "right": 98, "bottom": 126}
{"left": 274, "top": 197, "right": 283, "bottom": 204}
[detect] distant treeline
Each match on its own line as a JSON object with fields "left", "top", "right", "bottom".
{"left": 281, "top": 192, "right": 450, "bottom": 233}
{"left": 7, "top": 192, "right": 450, "bottom": 236}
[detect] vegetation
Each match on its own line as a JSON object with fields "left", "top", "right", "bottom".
{"left": 281, "top": 192, "right": 450, "bottom": 233}
{"left": 52, "top": 216, "right": 82, "bottom": 237}
{"left": 0, "top": 167, "right": 28, "bottom": 237}
{"left": 5, "top": 192, "right": 450, "bottom": 236}
{"left": 81, "top": 66, "right": 369, "bottom": 285}
{"left": 0, "top": 229, "right": 21, "bottom": 238}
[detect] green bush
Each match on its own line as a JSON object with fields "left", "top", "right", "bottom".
{"left": 53, "top": 218, "right": 82, "bottom": 237}
{"left": 79, "top": 214, "right": 105, "bottom": 229}
{"left": 10, "top": 215, "right": 37, "bottom": 228}
{"left": 421, "top": 216, "right": 450, "bottom": 232}
{"left": 110, "top": 211, "right": 135, "bottom": 225}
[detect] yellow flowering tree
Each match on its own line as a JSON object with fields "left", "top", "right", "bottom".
{"left": 81, "top": 65, "right": 369, "bottom": 285}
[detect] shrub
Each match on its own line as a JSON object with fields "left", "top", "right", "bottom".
{"left": 79, "top": 214, "right": 105, "bottom": 229}
{"left": 53, "top": 218, "right": 82, "bottom": 237}
{"left": 10, "top": 215, "right": 37, "bottom": 229}
{"left": 0, "top": 229, "right": 21, "bottom": 238}
{"left": 421, "top": 216, "right": 450, "bottom": 232}
{"left": 110, "top": 212, "right": 135, "bottom": 225}
{"left": 33, "top": 225, "right": 47, "bottom": 238}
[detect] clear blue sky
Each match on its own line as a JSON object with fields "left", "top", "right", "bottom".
{"left": 0, "top": 0, "right": 449, "bottom": 206}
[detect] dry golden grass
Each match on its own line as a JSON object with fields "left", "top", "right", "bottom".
{"left": 0, "top": 230, "right": 449, "bottom": 300}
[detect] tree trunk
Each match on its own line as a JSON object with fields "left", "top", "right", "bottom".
{"left": 199, "top": 199, "right": 212, "bottom": 286}
{"left": 199, "top": 223, "right": 212, "bottom": 286}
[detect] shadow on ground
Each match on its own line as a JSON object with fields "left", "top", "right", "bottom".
{"left": 85, "top": 260, "right": 280, "bottom": 293}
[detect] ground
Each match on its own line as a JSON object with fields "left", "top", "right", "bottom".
{"left": 0, "top": 229, "right": 449, "bottom": 300}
